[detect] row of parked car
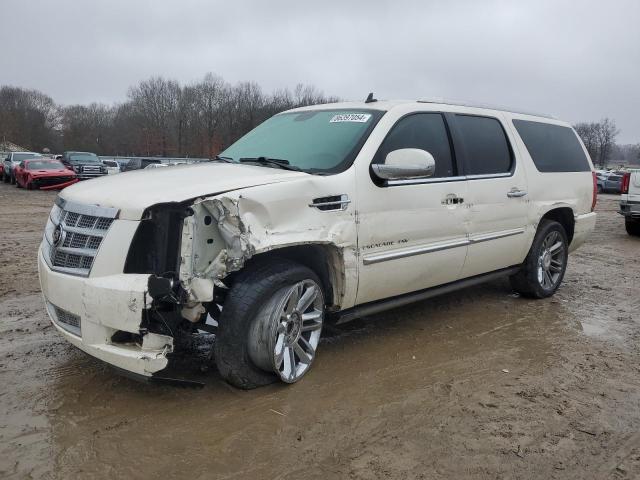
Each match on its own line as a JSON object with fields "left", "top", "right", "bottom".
{"left": 1, "top": 151, "right": 177, "bottom": 190}
{"left": 595, "top": 169, "right": 630, "bottom": 193}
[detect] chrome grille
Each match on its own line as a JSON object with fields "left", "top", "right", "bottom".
{"left": 42, "top": 198, "right": 118, "bottom": 276}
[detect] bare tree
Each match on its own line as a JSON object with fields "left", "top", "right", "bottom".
{"left": 194, "top": 73, "right": 225, "bottom": 156}
{"left": 128, "top": 76, "right": 180, "bottom": 156}
{"left": 1, "top": 73, "right": 340, "bottom": 156}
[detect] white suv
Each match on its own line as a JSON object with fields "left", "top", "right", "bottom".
{"left": 619, "top": 169, "right": 640, "bottom": 235}
{"left": 37, "top": 100, "right": 597, "bottom": 388}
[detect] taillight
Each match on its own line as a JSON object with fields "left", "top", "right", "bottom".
{"left": 591, "top": 171, "right": 597, "bottom": 212}
{"left": 621, "top": 172, "right": 631, "bottom": 194}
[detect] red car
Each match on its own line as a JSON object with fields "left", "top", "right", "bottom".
{"left": 14, "top": 159, "right": 78, "bottom": 190}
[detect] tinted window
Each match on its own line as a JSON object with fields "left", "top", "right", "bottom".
{"left": 68, "top": 153, "right": 100, "bottom": 163}
{"left": 513, "top": 120, "right": 590, "bottom": 172}
{"left": 374, "top": 113, "right": 455, "bottom": 178}
{"left": 454, "top": 115, "right": 512, "bottom": 175}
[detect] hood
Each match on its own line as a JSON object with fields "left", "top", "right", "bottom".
{"left": 59, "top": 162, "right": 307, "bottom": 220}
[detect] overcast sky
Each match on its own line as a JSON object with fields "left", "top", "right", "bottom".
{"left": 1, "top": 0, "right": 639, "bottom": 142}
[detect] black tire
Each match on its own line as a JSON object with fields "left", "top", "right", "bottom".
{"left": 510, "top": 219, "right": 569, "bottom": 299}
{"left": 626, "top": 218, "right": 640, "bottom": 237}
{"left": 214, "top": 258, "right": 324, "bottom": 389}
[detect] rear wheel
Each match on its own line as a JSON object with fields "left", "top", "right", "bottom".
{"left": 626, "top": 218, "right": 640, "bottom": 237}
{"left": 510, "top": 219, "right": 568, "bottom": 298}
{"left": 214, "top": 259, "right": 325, "bottom": 389}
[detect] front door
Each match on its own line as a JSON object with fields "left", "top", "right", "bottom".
{"left": 355, "top": 112, "right": 470, "bottom": 305}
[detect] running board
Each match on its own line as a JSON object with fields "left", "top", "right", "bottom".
{"left": 336, "top": 266, "right": 521, "bottom": 324}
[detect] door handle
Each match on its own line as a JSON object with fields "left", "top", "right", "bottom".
{"left": 442, "top": 194, "right": 464, "bottom": 205}
{"left": 507, "top": 188, "right": 527, "bottom": 198}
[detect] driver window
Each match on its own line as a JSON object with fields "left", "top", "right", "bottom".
{"left": 373, "top": 113, "right": 456, "bottom": 178}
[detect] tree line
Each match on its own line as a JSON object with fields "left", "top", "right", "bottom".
{"left": 0, "top": 73, "right": 339, "bottom": 157}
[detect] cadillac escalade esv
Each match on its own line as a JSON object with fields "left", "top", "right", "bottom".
{"left": 38, "top": 99, "right": 597, "bottom": 388}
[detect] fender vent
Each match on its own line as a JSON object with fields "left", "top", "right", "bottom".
{"left": 309, "top": 194, "right": 350, "bottom": 211}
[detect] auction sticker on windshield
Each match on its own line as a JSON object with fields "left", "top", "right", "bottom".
{"left": 329, "top": 113, "right": 372, "bottom": 123}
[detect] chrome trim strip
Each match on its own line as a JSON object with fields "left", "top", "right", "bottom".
{"left": 363, "top": 238, "right": 469, "bottom": 265}
{"left": 362, "top": 228, "right": 526, "bottom": 265}
{"left": 58, "top": 224, "right": 110, "bottom": 236}
{"left": 469, "top": 227, "right": 525, "bottom": 244}
{"left": 387, "top": 172, "right": 513, "bottom": 186}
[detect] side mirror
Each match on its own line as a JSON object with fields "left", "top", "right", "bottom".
{"left": 372, "top": 148, "right": 436, "bottom": 181}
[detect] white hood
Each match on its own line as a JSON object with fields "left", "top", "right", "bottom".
{"left": 60, "top": 162, "right": 307, "bottom": 220}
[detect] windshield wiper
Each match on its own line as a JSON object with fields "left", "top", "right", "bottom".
{"left": 209, "top": 155, "right": 235, "bottom": 163}
{"left": 239, "top": 157, "right": 301, "bottom": 172}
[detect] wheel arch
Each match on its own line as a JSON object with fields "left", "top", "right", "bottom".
{"left": 236, "top": 243, "right": 346, "bottom": 311}
{"left": 539, "top": 206, "right": 575, "bottom": 244}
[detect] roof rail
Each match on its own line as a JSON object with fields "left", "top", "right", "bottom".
{"left": 416, "top": 97, "right": 555, "bottom": 119}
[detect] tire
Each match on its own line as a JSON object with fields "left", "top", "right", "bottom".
{"left": 15, "top": 178, "right": 21, "bottom": 188}
{"left": 626, "top": 218, "right": 640, "bottom": 237}
{"left": 510, "top": 219, "right": 569, "bottom": 299}
{"left": 214, "top": 259, "right": 325, "bottom": 389}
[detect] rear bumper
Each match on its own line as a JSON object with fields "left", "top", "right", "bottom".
{"left": 619, "top": 200, "right": 640, "bottom": 219}
{"left": 570, "top": 212, "right": 597, "bottom": 252}
{"left": 38, "top": 246, "right": 172, "bottom": 377}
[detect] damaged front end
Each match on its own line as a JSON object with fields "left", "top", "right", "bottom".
{"left": 122, "top": 196, "right": 255, "bottom": 383}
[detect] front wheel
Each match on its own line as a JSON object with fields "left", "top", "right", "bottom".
{"left": 510, "top": 219, "right": 568, "bottom": 298}
{"left": 214, "top": 259, "right": 325, "bottom": 389}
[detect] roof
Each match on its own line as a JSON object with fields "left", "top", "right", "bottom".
{"left": 288, "top": 98, "right": 556, "bottom": 121}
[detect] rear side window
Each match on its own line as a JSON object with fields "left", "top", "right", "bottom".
{"left": 513, "top": 120, "right": 590, "bottom": 172}
{"left": 453, "top": 115, "right": 512, "bottom": 175}
{"left": 374, "top": 113, "right": 455, "bottom": 178}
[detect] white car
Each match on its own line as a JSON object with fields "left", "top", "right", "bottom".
{"left": 619, "top": 169, "right": 640, "bottom": 235}
{"left": 102, "top": 159, "right": 121, "bottom": 175}
{"left": 37, "top": 99, "right": 597, "bottom": 388}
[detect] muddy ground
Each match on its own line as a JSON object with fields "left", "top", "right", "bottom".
{"left": 1, "top": 183, "right": 639, "bottom": 480}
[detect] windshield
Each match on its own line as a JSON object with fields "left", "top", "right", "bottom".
{"left": 27, "top": 160, "right": 65, "bottom": 170}
{"left": 13, "top": 153, "right": 41, "bottom": 163}
{"left": 221, "top": 109, "right": 383, "bottom": 173}
{"left": 68, "top": 153, "right": 100, "bottom": 164}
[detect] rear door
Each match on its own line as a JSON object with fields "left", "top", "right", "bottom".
{"left": 447, "top": 113, "right": 531, "bottom": 278}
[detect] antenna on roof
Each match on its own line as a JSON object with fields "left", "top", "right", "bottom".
{"left": 365, "top": 92, "right": 377, "bottom": 103}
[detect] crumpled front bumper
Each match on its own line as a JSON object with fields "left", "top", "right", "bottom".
{"left": 38, "top": 246, "right": 173, "bottom": 377}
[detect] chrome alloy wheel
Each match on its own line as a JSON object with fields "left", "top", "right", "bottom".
{"left": 537, "top": 230, "right": 565, "bottom": 290}
{"left": 248, "top": 279, "right": 324, "bottom": 383}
